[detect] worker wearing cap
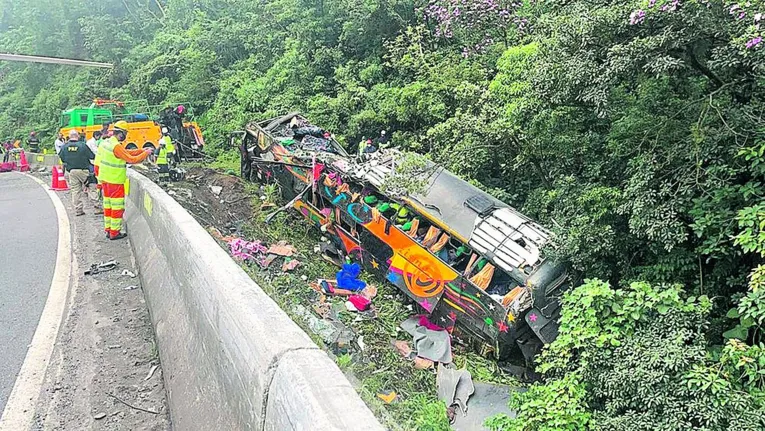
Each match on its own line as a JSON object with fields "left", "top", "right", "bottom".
{"left": 97, "top": 120, "right": 152, "bottom": 240}
{"left": 59, "top": 130, "right": 96, "bottom": 216}
{"left": 156, "top": 127, "right": 176, "bottom": 182}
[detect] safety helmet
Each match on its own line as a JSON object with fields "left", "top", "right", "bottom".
{"left": 363, "top": 195, "right": 379, "bottom": 205}
{"left": 161, "top": 127, "right": 169, "bottom": 134}
{"left": 30, "top": 131, "right": 36, "bottom": 136}
{"left": 176, "top": 105, "right": 185, "bottom": 114}
{"left": 381, "top": 130, "right": 386, "bottom": 136}
{"left": 113, "top": 121, "right": 129, "bottom": 132}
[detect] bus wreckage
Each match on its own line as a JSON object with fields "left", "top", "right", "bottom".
{"left": 236, "top": 113, "right": 570, "bottom": 360}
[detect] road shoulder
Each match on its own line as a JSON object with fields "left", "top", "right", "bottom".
{"left": 31, "top": 177, "right": 170, "bottom": 431}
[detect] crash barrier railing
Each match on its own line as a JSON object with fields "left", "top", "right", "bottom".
{"left": 124, "top": 169, "right": 383, "bottom": 431}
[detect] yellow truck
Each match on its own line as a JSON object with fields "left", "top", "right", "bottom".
{"left": 59, "top": 99, "right": 205, "bottom": 157}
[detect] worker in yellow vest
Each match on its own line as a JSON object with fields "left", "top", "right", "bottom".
{"left": 96, "top": 121, "right": 153, "bottom": 240}
{"left": 157, "top": 127, "right": 175, "bottom": 182}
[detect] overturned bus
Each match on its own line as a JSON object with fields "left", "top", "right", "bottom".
{"left": 235, "top": 113, "right": 569, "bottom": 361}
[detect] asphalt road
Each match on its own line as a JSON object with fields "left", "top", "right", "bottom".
{"left": 0, "top": 173, "right": 58, "bottom": 412}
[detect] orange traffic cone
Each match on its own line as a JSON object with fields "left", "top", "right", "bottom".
{"left": 18, "top": 150, "right": 30, "bottom": 172}
{"left": 51, "top": 165, "right": 69, "bottom": 191}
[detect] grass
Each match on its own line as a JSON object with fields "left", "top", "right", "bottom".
{"left": 199, "top": 174, "right": 519, "bottom": 430}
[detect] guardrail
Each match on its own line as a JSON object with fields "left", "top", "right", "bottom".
{"left": 124, "top": 169, "right": 383, "bottom": 430}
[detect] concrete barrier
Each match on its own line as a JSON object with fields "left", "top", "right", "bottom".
{"left": 124, "top": 169, "right": 383, "bottom": 431}
{"left": 25, "top": 152, "right": 60, "bottom": 170}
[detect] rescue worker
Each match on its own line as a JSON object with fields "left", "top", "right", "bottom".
{"left": 363, "top": 139, "right": 377, "bottom": 154}
{"left": 357, "top": 136, "right": 367, "bottom": 155}
{"left": 54, "top": 133, "right": 65, "bottom": 155}
{"left": 156, "top": 127, "right": 176, "bottom": 182}
{"left": 85, "top": 131, "right": 100, "bottom": 155}
{"left": 375, "top": 130, "right": 390, "bottom": 149}
{"left": 58, "top": 130, "right": 96, "bottom": 216}
{"left": 28, "top": 131, "right": 40, "bottom": 152}
{"left": 86, "top": 131, "right": 104, "bottom": 213}
{"left": 97, "top": 120, "right": 152, "bottom": 240}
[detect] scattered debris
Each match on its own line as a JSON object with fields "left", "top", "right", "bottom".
{"left": 121, "top": 269, "right": 136, "bottom": 278}
{"left": 281, "top": 258, "right": 301, "bottom": 272}
{"left": 84, "top": 260, "right": 118, "bottom": 275}
{"left": 345, "top": 295, "right": 371, "bottom": 312}
{"left": 107, "top": 393, "right": 159, "bottom": 415}
{"left": 209, "top": 185, "right": 223, "bottom": 196}
{"left": 228, "top": 238, "right": 268, "bottom": 262}
{"left": 292, "top": 304, "right": 354, "bottom": 352}
{"left": 267, "top": 240, "right": 297, "bottom": 257}
{"left": 94, "top": 412, "right": 107, "bottom": 420}
{"left": 144, "top": 365, "right": 159, "bottom": 381}
{"left": 357, "top": 335, "right": 366, "bottom": 351}
{"left": 124, "top": 285, "right": 138, "bottom": 291}
{"left": 377, "top": 390, "right": 397, "bottom": 404}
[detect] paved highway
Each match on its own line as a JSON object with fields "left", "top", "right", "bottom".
{"left": 0, "top": 173, "right": 58, "bottom": 412}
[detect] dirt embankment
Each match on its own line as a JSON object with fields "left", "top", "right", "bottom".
{"left": 163, "top": 167, "right": 253, "bottom": 232}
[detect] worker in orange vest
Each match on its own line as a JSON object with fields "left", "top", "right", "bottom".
{"left": 95, "top": 121, "right": 152, "bottom": 240}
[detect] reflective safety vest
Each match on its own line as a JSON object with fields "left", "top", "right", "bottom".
{"left": 98, "top": 137, "right": 127, "bottom": 184}
{"left": 157, "top": 136, "right": 175, "bottom": 166}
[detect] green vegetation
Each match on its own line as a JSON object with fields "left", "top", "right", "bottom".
{"left": 4, "top": 0, "right": 765, "bottom": 429}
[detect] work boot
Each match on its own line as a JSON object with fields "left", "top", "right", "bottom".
{"left": 110, "top": 232, "right": 128, "bottom": 241}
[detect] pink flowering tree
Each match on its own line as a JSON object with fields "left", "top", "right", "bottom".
{"left": 421, "top": 0, "right": 533, "bottom": 56}
{"left": 632, "top": 0, "right": 765, "bottom": 50}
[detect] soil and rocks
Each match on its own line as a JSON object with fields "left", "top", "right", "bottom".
{"left": 32, "top": 173, "right": 170, "bottom": 431}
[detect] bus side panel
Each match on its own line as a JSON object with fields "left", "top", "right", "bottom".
{"left": 318, "top": 181, "right": 455, "bottom": 314}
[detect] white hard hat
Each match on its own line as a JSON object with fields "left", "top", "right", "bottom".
{"left": 381, "top": 130, "right": 386, "bottom": 135}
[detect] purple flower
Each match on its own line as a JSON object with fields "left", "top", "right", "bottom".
{"left": 648, "top": 0, "right": 656, "bottom": 7}
{"left": 746, "top": 36, "right": 763, "bottom": 49}
{"left": 630, "top": 9, "right": 646, "bottom": 25}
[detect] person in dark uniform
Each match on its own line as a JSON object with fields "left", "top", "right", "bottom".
{"left": 58, "top": 130, "right": 96, "bottom": 216}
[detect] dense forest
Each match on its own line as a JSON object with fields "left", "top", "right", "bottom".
{"left": 2, "top": 0, "right": 764, "bottom": 429}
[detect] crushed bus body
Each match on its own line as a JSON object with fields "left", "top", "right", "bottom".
{"left": 236, "top": 113, "right": 570, "bottom": 360}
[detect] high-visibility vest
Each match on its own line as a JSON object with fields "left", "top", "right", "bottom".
{"left": 157, "top": 136, "right": 174, "bottom": 165}
{"left": 98, "top": 137, "right": 127, "bottom": 184}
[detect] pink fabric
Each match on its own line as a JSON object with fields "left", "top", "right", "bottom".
{"left": 228, "top": 238, "right": 268, "bottom": 262}
{"left": 418, "top": 315, "right": 446, "bottom": 331}
{"left": 348, "top": 295, "right": 371, "bottom": 311}
{"left": 313, "top": 163, "right": 325, "bottom": 181}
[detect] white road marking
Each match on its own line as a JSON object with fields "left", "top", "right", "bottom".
{"left": 0, "top": 172, "right": 72, "bottom": 430}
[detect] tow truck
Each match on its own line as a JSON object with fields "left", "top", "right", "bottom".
{"left": 59, "top": 99, "right": 205, "bottom": 159}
